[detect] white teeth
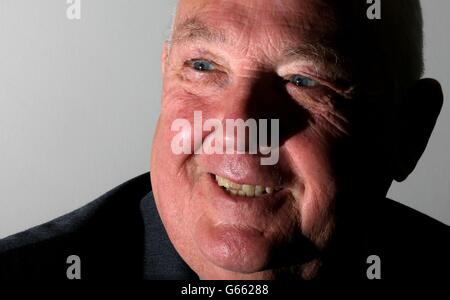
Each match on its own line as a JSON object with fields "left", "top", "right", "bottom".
{"left": 242, "top": 184, "right": 255, "bottom": 197}
{"left": 214, "top": 175, "right": 278, "bottom": 197}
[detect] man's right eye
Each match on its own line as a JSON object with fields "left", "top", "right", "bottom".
{"left": 188, "top": 59, "right": 215, "bottom": 72}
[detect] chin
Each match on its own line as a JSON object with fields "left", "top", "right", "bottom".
{"left": 193, "top": 218, "right": 275, "bottom": 274}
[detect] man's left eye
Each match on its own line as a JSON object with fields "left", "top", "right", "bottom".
{"left": 289, "top": 74, "right": 317, "bottom": 88}
{"left": 189, "top": 59, "right": 215, "bottom": 72}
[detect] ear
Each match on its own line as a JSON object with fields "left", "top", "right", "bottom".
{"left": 392, "top": 78, "right": 444, "bottom": 182}
{"left": 161, "top": 41, "right": 170, "bottom": 76}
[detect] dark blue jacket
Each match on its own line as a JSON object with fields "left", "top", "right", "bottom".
{"left": 0, "top": 173, "right": 197, "bottom": 280}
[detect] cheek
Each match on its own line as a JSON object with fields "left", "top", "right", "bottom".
{"left": 283, "top": 127, "right": 339, "bottom": 239}
{"left": 156, "top": 87, "right": 210, "bottom": 158}
{"left": 151, "top": 86, "right": 219, "bottom": 219}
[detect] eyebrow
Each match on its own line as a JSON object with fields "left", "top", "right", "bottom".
{"left": 282, "top": 43, "right": 351, "bottom": 82}
{"left": 171, "top": 17, "right": 229, "bottom": 46}
{"left": 171, "top": 17, "right": 351, "bottom": 85}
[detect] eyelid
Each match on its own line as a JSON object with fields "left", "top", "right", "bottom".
{"left": 284, "top": 70, "right": 352, "bottom": 97}
{"left": 285, "top": 74, "right": 355, "bottom": 102}
{"left": 185, "top": 58, "right": 224, "bottom": 73}
{"left": 278, "top": 62, "right": 339, "bottom": 88}
{"left": 186, "top": 58, "right": 213, "bottom": 67}
{"left": 180, "top": 57, "right": 229, "bottom": 87}
{"left": 284, "top": 73, "right": 319, "bottom": 89}
{"left": 288, "top": 74, "right": 318, "bottom": 87}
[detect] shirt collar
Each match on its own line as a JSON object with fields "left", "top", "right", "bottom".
{"left": 140, "top": 192, "right": 198, "bottom": 280}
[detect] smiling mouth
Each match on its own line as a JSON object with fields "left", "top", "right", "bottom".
{"left": 214, "top": 174, "right": 281, "bottom": 197}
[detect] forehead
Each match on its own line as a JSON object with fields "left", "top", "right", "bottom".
{"left": 173, "top": 0, "right": 352, "bottom": 83}
{"left": 175, "top": 0, "right": 341, "bottom": 49}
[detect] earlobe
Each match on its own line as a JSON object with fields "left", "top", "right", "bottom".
{"left": 393, "top": 78, "right": 443, "bottom": 182}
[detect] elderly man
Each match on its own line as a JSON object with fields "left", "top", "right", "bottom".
{"left": 0, "top": 0, "right": 448, "bottom": 280}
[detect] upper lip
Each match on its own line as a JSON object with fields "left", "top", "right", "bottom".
{"left": 197, "top": 154, "right": 285, "bottom": 188}
{"left": 211, "top": 172, "right": 281, "bottom": 189}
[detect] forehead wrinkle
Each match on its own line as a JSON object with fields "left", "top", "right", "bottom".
{"left": 172, "top": 5, "right": 352, "bottom": 86}
{"left": 173, "top": 17, "right": 342, "bottom": 63}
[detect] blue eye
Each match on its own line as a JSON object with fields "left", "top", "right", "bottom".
{"left": 190, "top": 59, "right": 215, "bottom": 72}
{"left": 289, "top": 74, "right": 317, "bottom": 87}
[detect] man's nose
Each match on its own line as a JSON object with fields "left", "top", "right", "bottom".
{"left": 221, "top": 73, "right": 283, "bottom": 121}
{"left": 216, "top": 73, "right": 285, "bottom": 153}
{"left": 215, "top": 72, "right": 309, "bottom": 149}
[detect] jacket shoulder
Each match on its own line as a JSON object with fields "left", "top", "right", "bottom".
{"left": 371, "top": 198, "right": 450, "bottom": 279}
{"left": 0, "top": 172, "right": 151, "bottom": 279}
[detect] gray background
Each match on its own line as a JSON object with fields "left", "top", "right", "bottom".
{"left": 0, "top": 0, "right": 448, "bottom": 238}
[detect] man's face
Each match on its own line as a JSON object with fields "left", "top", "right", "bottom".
{"left": 151, "top": 0, "right": 384, "bottom": 279}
